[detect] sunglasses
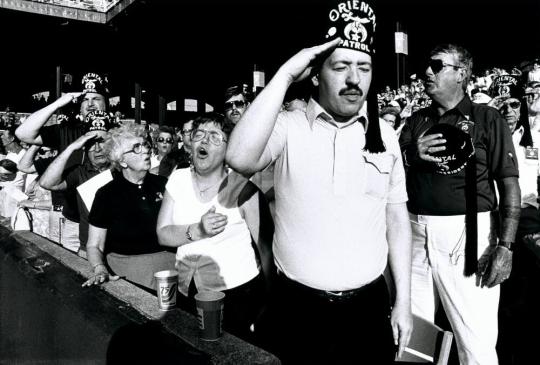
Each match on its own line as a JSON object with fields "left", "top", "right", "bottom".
{"left": 428, "top": 59, "right": 463, "bottom": 74}
{"left": 224, "top": 100, "right": 246, "bottom": 111}
{"left": 503, "top": 100, "right": 521, "bottom": 109}
{"left": 157, "top": 137, "right": 174, "bottom": 144}
{"left": 123, "top": 141, "right": 152, "bottom": 155}
{"left": 37, "top": 148, "right": 52, "bottom": 156}
{"left": 191, "top": 129, "right": 228, "bottom": 146}
{"left": 87, "top": 137, "right": 105, "bottom": 151}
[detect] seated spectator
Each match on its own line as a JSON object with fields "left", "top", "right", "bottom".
{"left": 380, "top": 106, "right": 402, "bottom": 130}
{"left": 528, "top": 60, "right": 540, "bottom": 84}
{"left": 0, "top": 159, "right": 22, "bottom": 219}
{"left": 224, "top": 85, "right": 252, "bottom": 125}
{"left": 150, "top": 126, "right": 176, "bottom": 174}
{"left": 16, "top": 145, "right": 56, "bottom": 238}
{"left": 156, "top": 112, "right": 274, "bottom": 342}
{"left": 158, "top": 120, "right": 193, "bottom": 178}
{"left": 83, "top": 122, "right": 175, "bottom": 290}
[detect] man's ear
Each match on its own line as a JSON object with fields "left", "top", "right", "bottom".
{"left": 312, "top": 74, "right": 320, "bottom": 87}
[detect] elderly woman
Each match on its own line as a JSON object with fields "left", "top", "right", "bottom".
{"left": 150, "top": 126, "right": 176, "bottom": 174}
{"left": 156, "top": 112, "right": 274, "bottom": 341}
{"left": 83, "top": 122, "right": 175, "bottom": 290}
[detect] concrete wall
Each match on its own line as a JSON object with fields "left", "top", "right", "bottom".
{"left": 0, "top": 225, "right": 280, "bottom": 364}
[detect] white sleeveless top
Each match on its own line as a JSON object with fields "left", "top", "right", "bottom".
{"left": 166, "top": 168, "right": 260, "bottom": 295}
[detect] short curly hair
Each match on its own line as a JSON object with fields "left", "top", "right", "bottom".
{"left": 103, "top": 121, "right": 148, "bottom": 171}
{"left": 192, "top": 112, "right": 234, "bottom": 138}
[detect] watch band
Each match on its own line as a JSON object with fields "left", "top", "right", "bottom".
{"left": 497, "top": 240, "right": 513, "bottom": 251}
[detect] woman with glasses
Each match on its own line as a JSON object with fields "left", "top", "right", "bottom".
{"left": 150, "top": 126, "right": 176, "bottom": 175}
{"left": 83, "top": 122, "right": 175, "bottom": 290}
{"left": 158, "top": 120, "right": 193, "bottom": 178}
{"left": 157, "top": 112, "right": 274, "bottom": 342}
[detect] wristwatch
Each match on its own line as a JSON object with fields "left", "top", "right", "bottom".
{"left": 186, "top": 224, "right": 194, "bottom": 241}
{"left": 497, "top": 241, "right": 513, "bottom": 251}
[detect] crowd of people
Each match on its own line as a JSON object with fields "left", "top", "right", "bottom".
{"left": 1, "top": 1, "right": 540, "bottom": 364}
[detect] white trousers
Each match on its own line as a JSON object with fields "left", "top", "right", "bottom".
{"left": 410, "top": 212, "right": 499, "bottom": 365}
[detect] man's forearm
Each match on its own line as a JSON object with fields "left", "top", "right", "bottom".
{"left": 226, "top": 71, "right": 290, "bottom": 174}
{"left": 386, "top": 203, "right": 412, "bottom": 307}
{"left": 17, "top": 145, "right": 39, "bottom": 173}
{"left": 497, "top": 176, "right": 521, "bottom": 244}
{"left": 15, "top": 100, "right": 61, "bottom": 144}
{"left": 39, "top": 146, "right": 75, "bottom": 190}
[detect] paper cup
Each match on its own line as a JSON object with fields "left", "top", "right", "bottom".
{"left": 195, "top": 291, "right": 225, "bottom": 341}
{"left": 154, "top": 270, "right": 178, "bottom": 311}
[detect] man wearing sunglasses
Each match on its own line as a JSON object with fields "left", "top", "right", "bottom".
{"left": 40, "top": 111, "right": 117, "bottom": 253}
{"left": 400, "top": 44, "right": 520, "bottom": 365}
{"left": 227, "top": 1, "right": 412, "bottom": 363}
{"left": 223, "top": 85, "right": 251, "bottom": 125}
{"left": 158, "top": 120, "right": 193, "bottom": 178}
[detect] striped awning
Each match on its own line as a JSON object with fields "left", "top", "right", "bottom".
{"left": 0, "top": 0, "right": 137, "bottom": 23}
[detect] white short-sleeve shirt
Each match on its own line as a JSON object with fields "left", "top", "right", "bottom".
{"left": 166, "top": 168, "right": 260, "bottom": 295}
{"left": 265, "top": 98, "right": 408, "bottom": 291}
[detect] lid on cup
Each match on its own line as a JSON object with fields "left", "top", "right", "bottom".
{"left": 154, "top": 270, "right": 179, "bottom": 279}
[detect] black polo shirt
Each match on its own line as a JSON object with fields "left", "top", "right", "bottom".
{"left": 40, "top": 119, "right": 85, "bottom": 168}
{"left": 400, "top": 95, "right": 519, "bottom": 215}
{"left": 88, "top": 172, "right": 168, "bottom": 255}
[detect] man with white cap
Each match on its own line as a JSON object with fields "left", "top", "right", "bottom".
{"left": 226, "top": 0, "right": 412, "bottom": 363}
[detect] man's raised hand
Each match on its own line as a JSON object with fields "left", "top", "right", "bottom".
{"left": 278, "top": 38, "right": 342, "bottom": 85}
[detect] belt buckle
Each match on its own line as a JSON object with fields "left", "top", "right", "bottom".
{"left": 324, "top": 290, "right": 348, "bottom": 302}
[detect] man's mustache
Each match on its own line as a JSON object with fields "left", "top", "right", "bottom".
{"left": 339, "top": 87, "right": 363, "bottom": 96}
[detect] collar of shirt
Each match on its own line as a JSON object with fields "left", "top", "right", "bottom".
{"left": 428, "top": 95, "right": 473, "bottom": 120}
{"left": 306, "top": 98, "right": 368, "bottom": 132}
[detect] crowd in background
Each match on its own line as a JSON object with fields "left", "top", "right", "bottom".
{"left": 0, "top": 51, "right": 539, "bottom": 363}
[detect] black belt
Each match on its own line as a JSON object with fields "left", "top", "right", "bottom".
{"left": 277, "top": 271, "right": 383, "bottom": 303}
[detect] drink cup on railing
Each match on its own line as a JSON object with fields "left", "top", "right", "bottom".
{"left": 154, "top": 270, "right": 178, "bottom": 311}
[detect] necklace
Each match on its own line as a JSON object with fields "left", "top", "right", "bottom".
{"left": 194, "top": 173, "right": 226, "bottom": 197}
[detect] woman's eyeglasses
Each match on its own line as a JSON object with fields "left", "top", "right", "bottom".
{"left": 191, "top": 129, "right": 227, "bottom": 146}
{"left": 224, "top": 100, "right": 246, "bottom": 111}
{"left": 428, "top": 59, "right": 464, "bottom": 74}
{"left": 123, "top": 141, "right": 152, "bottom": 155}
{"left": 157, "top": 137, "right": 174, "bottom": 144}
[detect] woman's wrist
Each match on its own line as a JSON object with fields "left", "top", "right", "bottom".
{"left": 92, "top": 263, "right": 107, "bottom": 272}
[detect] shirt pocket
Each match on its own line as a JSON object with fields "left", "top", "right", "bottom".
{"left": 363, "top": 153, "right": 393, "bottom": 200}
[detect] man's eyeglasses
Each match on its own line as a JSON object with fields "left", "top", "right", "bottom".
{"left": 224, "top": 100, "right": 246, "bottom": 111}
{"left": 191, "top": 129, "right": 228, "bottom": 146}
{"left": 123, "top": 141, "right": 152, "bottom": 155}
{"left": 157, "top": 137, "right": 174, "bottom": 144}
{"left": 428, "top": 59, "right": 464, "bottom": 74}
